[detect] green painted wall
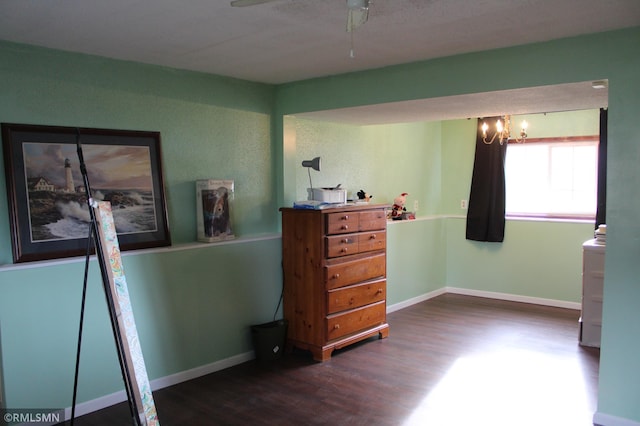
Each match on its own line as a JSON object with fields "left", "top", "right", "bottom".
{"left": 515, "top": 110, "right": 600, "bottom": 138}
{"left": 292, "top": 118, "right": 442, "bottom": 210}
{"left": 440, "top": 113, "right": 598, "bottom": 303}
{"left": 440, "top": 119, "right": 477, "bottom": 215}
{"left": 0, "top": 42, "right": 277, "bottom": 252}
{"left": 276, "top": 28, "right": 640, "bottom": 422}
{"left": 1, "top": 26, "right": 639, "bottom": 423}
{"left": 0, "top": 238, "right": 282, "bottom": 408}
{"left": 386, "top": 219, "right": 447, "bottom": 304}
{"left": 288, "top": 110, "right": 598, "bottom": 307}
{"left": 0, "top": 41, "right": 282, "bottom": 409}
{"left": 440, "top": 111, "right": 600, "bottom": 216}
{"left": 446, "top": 218, "right": 593, "bottom": 302}
{"left": 291, "top": 118, "right": 448, "bottom": 303}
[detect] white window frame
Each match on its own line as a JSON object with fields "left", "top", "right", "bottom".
{"left": 505, "top": 135, "right": 599, "bottom": 220}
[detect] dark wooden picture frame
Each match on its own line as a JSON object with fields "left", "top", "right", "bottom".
{"left": 2, "top": 123, "right": 171, "bottom": 263}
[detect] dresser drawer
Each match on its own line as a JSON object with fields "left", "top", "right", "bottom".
{"left": 358, "top": 210, "right": 387, "bottom": 231}
{"left": 325, "top": 230, "right": 386, "bottom": 258}
{"left": 327, "top": 212, "right": 358, "bottom": 235}
{"left": 358, "top": 230, "right": 386, "bottom": 253}
{"left": 326, "top": 301, "right": 386, "bottom": 341}
{"left": 582, "top": 294, "right": 603, "bottom": 320}
{"left": 325, "top": 253, "right": 386, "bottom": 290}
{"left": 327, "top": 279, "right": 386, "bottom": 314}
{"left": 583, "top": 252, "right": 605, "bottom": 273}
{"left": 326, "top": 233, "right": 358, "bottom": 258}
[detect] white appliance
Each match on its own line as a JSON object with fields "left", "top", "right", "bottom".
{"left": 307, "top": 187, "right": 347, "bottom": 204}
{"left": 579, "top": 238, "right": 605, "bottom": 348}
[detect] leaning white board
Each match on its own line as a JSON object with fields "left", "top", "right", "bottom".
{"left": 94, "top": 201, "right": 159, "bottom": 426}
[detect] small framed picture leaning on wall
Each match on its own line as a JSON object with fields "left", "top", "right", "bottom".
{"left": 196, "top": 179, "right": 235, "bottom": 242}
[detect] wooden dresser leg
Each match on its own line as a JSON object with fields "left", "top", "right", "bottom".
{"left": 311, "top": 347, "right": 333, "bottom": 362}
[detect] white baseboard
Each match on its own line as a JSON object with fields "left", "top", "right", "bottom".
{"left": 387, "top": 287, "right": 447, "bottom": 313}
{"left": 446, "top": 286, "right": 581, "bottom": 310}
{"left": 150, "top": 351, "right": 254, "bottom": 390}
{"left": 594, "top": 411, "right": 640, "bottom": 426}
{"left": 388, "top": 286, "right": 580, "bottom": 313}
{"left": 63, "top": 350, "right": 254, "bottom": 421}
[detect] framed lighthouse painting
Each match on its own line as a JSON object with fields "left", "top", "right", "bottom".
{"left": 1, "top": 123, "right": 171, "bottom": 263}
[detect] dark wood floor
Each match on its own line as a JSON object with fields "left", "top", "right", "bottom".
{"left": 63, "top": 294, "right": 600, "bottom": 426}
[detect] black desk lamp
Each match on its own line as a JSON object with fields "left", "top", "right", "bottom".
{"left": 302, "top": 157, "right": 321, "bottom": 191}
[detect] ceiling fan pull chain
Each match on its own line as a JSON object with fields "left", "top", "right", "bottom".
{"left": 350, "top": 27, "right": 356, "bottom": 58}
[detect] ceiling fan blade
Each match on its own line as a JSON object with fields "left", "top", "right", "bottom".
{"left": 230, "top": 0, "right": 280, "bottom": 6}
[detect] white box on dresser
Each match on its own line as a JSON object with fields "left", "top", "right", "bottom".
{"left": 580, "top": 239, "right": 605, "bottom": 348}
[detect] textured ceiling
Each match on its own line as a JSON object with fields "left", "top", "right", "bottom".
{"left": 0, "top": 0, "right": 635, "bottom": 123}
{"left": 296, "top": 81, "right": 610, "bottom": 125}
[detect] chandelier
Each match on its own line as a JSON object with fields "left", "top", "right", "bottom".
{"left": 481, "top": 115, "right": 528, "bottom": 145}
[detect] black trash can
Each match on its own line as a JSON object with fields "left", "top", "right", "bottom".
{"left": 251, "top": 319, "right": 288, "bottom": 363}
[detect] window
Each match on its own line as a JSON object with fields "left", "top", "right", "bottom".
{"left": 505, "top": 136, "right": 599, "bottom": 219}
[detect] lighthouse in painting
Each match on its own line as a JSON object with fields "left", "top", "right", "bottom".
{"left": 64, "top": 158, "right": 75, "bottom": 193}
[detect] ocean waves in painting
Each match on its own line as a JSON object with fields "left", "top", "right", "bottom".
{"left": 30, "top": 190, "right": 157, "bottom": 242}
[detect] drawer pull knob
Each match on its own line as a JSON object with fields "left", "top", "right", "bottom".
{"left": 341, "top": 248, "right": 348, "bottom": 253}
{"left": 333, "top": 273, "right": 340, "bottom": 279}
{"left": 342, "top": 225, "right": 349, "bottom": 230}
{"left": 370, "top": 234, "right": 376, "bottom": 239}
{"left": 334, "top": 324, "right": 340, "bottom": 329}
{"left": 342, "top": 239, "right": 349, "bottom": 243}
{"left": 343, "top": 215, "right": 349, "bottom": 220}
{"left": 377, "top": 288, "right": 383, "bottom": 294}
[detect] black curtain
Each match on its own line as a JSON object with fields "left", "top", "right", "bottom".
{"left": 595, "top": 108, "right": 608, "bottom": 229}
{"left": 466, "top": 117, "right": 507, "bottom": 242}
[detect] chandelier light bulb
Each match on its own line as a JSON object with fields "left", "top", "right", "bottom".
{"left": 482, "top": 115, "right": 529, "bottom": 145}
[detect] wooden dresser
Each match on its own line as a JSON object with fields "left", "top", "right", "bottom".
{"left": 280, "top": 204, "right": 389, "bottom": 361}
